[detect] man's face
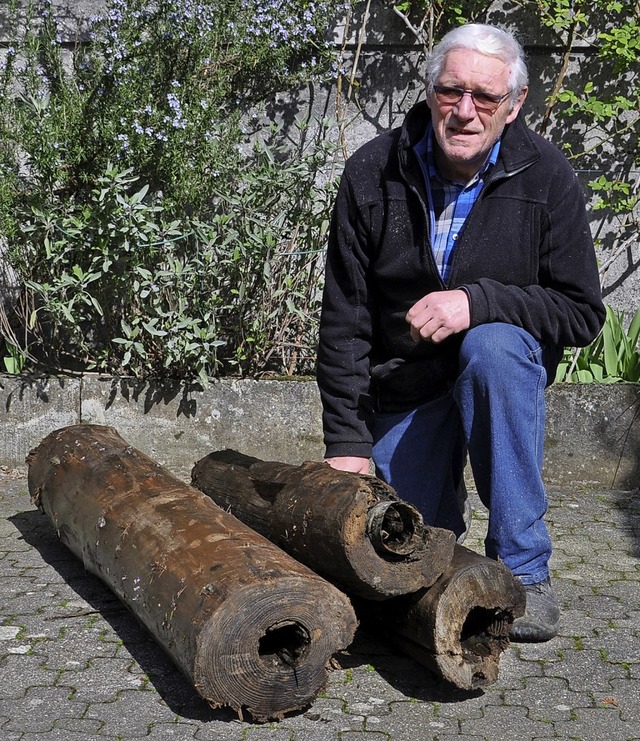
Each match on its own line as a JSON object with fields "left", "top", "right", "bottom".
{"left": 427, "top": 48, "right": 527, "bottom": 182}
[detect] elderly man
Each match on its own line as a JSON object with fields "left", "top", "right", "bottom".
{"left": 317, "top": 23, "right": 605, "bottom": 641}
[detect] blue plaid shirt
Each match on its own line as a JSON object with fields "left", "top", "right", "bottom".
{"left": 415, "top": 125, "right": 501, "bottom": 283}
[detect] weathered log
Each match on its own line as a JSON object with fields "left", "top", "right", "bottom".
{"left": 359, "top": 545, "right": 526, "bottom": 690}
{"left": 27, "top": 425, "right": 357, "bottom": 722}
{"left": 191, "top": 450, "right": 456, "bottom": 600}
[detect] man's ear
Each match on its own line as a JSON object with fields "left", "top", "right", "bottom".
{"left": 505, "top": 86, "right": 528, "bottom": 124}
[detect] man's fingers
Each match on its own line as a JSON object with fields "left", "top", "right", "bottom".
{"left": 406, "top": 290, "right": 470, "bottom": 342}
{"left": 410, "top": 317, "right": 453, "bottom": 343}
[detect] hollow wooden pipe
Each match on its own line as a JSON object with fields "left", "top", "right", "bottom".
{"left": 27, "top": 425, "right": 357, "bottom": 721}
{"left": 359, "top": 544, "right": 526, "bottom": 690}
{"left": 191, "top": 450, "right": 456, "bottom": 600}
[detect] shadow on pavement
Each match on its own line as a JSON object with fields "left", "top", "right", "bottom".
{"left": 335, "top": 629, "right": 484, "bottom": 705}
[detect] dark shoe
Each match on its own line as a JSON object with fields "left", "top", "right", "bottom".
{"left": 509, "top": 577, "right": 560, "bottom": 642}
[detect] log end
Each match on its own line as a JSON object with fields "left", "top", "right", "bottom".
{"left": 366, "top": 500, "right": 424, "bottom": 557}
{"left": 429, "top": 548, "right": 526, "bottom": 690}
{"left": 434, "top": 606, "right": 513, "bottom": 689}
{"left": 193, "top": 576, "right": 358, "bottom": 722}
{"left": 362, "top": 545, "right": 526, "bottom": 691}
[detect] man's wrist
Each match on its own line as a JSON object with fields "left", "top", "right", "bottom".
{"left": 324, "top": 456, "right": 371, "bottom": 475}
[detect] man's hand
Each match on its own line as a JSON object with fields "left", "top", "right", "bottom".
{"left": 406, "top": 289, "right": 470, "bottom": 343}
{"left": 324, "top": 456, "right": 371, "bottom": 474}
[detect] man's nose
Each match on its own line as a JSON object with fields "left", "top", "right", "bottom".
{"left": 453, "top": 91, "right": 477, "bottom": 118}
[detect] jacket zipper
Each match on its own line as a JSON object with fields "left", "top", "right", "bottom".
{"left": 403, "top": 159, "right": 447, "bottom": 291}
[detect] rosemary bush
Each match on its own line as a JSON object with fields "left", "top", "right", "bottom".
{"left": 0, "top": 0, "right": 346, "bottom": 381}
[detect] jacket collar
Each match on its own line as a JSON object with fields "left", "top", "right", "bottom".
{"left": 400, "top": 100, "right": 540, "bottom": 179}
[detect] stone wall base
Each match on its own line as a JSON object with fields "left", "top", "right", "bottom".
{"left": 2, "top": 375, "right": 638, "bottom": 489}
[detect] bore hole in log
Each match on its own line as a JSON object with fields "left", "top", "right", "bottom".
{"left": 367, "top": 501, "right": 421, "bottom": 557}
{"left": 258, "top": 620, "right": 310, "bottom": 667}
{"left": 460, "top": 607, "right": 509, "bottom": 657}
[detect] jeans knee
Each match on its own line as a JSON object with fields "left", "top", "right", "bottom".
{"left": 459, "top": 323, "right": 542, "bottom": 376}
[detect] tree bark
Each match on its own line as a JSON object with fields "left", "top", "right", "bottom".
{"left": 359, "top": 545, "right": 526, "bottom": 690}
{"left": 27, "top": 425, "right": 357, "bottom": 722}
{"left": 191, "top": 450, "right": 455, "bottom": 600}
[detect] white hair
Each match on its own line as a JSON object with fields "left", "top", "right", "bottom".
{"left": 426, "top": 24, "right": 529, "bottom": 107}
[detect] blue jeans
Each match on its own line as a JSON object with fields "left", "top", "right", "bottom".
{"left": 372, "top": 323, "right": 552, "bottom": 584}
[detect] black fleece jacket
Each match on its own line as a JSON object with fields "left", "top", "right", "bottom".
{"left": 317, "top": 101, "right": 605, "bottom": 459}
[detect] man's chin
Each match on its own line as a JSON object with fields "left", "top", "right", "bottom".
{"left": 443, "top": 144, "right": 479, "bottom": 162}
{"left": 440, "top": 148, "right": 485, "bottom": 180}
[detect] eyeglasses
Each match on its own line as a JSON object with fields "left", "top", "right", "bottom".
{"left": 433, "top": 85, "right": 510, "bottom": 113}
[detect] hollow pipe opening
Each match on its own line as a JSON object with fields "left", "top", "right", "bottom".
{"left": 459, "top": 606, "right": 510, "bottom": 658}
{"left": 258, "top": 620, "right": 311, "bottom": 668}
{"left": 367, "top": 501, "right": 422, "bottom": 557}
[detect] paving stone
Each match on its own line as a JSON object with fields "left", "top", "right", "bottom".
{"left": 193, "top": 717, "right": 255, "bottom": 741}
{"left": 597, "top": 579, "right": 640, "bottom": 603}
{"left": 583, "top": 628, "right": 640, "bottom": 665}
{"left": 382, "top": 699, "right": 460, "bottom": 739}
{"left": 53, "top": 716, "right": 105, "bottom": 734}
{"left": 58, "top": 656, "right": 146, "bottom": 703}
{"left": 508, "top": 641, "right": 564, "bottom": 667}
{"left": 0, "top": 722, "right": 25, "bottom": 741}
{"left": 253, "top": 731, "right": 341, "bottom": 741}
{"left": 1, "top": 588, "right": 72, "bottom": 614}
{"left": 0, "top": 686, "right": 86, "bottom": 734}
{"left": 459, "top": 704, "right": 549, "bottom": 739}
{"left": 559, "top": 607, "right": 614, "bottom": 637}
{"left": 325, "top": 668, "right": 411, "bottom": 710}
{"left": 87, "top": 690, "right": 178, "bottom": 737}
{"left": 500, "top": 675, "right": 592, "bottom": 722}
{"left": 0, "top": 624, "right": 21, "bottom": 640}
{"left": 25, "top": 625, "right": 120, "bottom": 667}
{"left": 543, "top": 648, "right": 631, "bottom": 691}
{"left": 307, "top": 705, "right": 366, "bottom": 733}
{"left": 430, "top": 736, "right": 488, "bottom": 740}
{"left": 491, "top": 648, "right": 545, "bottom": 685}
{"left": 575, "top": 587, "right": 625, "bottom": 617}
{"left": 243, "top": 727, "right": 297, "bottom": 740}
{"left": 552, "top": 705, "right": 637, "bottom": 739}
{"left": 20, "top": 735, "right": 103, "bottom": 741}
{"left": 145, "top": 721, "right": 200, "bottom": 739}
{"left": 0, "top": 653, "right": 48, "bottom": 699}
{"left": 607, "top": 678, "right": 640, "bottom": 722}
{"left": 270, "top": 698, "right": 367, "bottom": 739}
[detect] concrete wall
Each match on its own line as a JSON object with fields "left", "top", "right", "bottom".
{"left": 2, "top": 374, "right": 638, "bottom": 490}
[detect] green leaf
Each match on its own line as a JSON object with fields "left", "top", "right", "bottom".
{"left": 627, "top": 307, "right": 640, "bottom": 349}
{"left": 575, "top": 369, "right": 595, "bottom": 383}
{"left": 602, "top": 310, "right": 621, "bottom": 377}
{"left": 142, "top": 321, "right": 168, "bottom": 337}
{"left": 555, "top": 361, "right": 570, "bottom": 382}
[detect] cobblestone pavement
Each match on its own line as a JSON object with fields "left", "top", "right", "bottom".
{"left": 1, "top": 467, "right": 639, "bottom": 740}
